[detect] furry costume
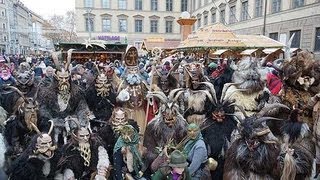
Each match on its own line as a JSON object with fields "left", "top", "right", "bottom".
{"left": 224, "top": 58, "right": 268, "bottom": 117}
{"left": 201, "top": 89, "right": 237, "bottom": 180}
{"left": 210, "top": 61, "right": 234, "bottom": 99}
{"left": 183, "top": 62, "right": 215, "bottom": 124}
{"left": 143, "top": 89, "right": 188, "bottom": 173}
{"left": 7, "top": 122, "right": 60, "bottom": 180}
{"left": 279, "top": 109, "right": 315, "bottom": 180}
{"left": 61, "top": 133, "right": 109, "bottom": 179}
{"left": 224, "top": 115, "right": 283, "bottom": 180}
{"left": 85, "top": 72, "right": 116, "bottom": 124}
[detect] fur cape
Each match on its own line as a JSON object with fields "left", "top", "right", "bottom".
{"left": 7, "top": 135, "right": 61, "bottom": 180}
{"left": 60, "top": 135, "right": 103, "bottom": 179}
{"left": 143, "top": 114, "right": 187, "bottom": 167}
{"left": 201, "top": 116, "right": 237, "bottom": 180}
{"left": 36, "top": 78, "right": 87, "bottom": 121}
{"left": 84, "top": 85, "right": 116, "bottom": 122}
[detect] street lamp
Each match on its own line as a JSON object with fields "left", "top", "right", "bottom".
{"left": 86, "top": 8, "right": 92, "bottom": 40}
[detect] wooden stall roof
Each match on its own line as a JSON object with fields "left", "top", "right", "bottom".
{"left": 178, "top": 23, "right": 285, "bottom": 50}
{"left": 55, "top": 41, "right": 128, "bottom": 52}
{"left": 262, "top": 48, "right": 283, "bottom": 54}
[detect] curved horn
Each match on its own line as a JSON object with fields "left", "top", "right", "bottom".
{"left": 30, "top": 122, "right": 41, "bottom": 134}
{"left": 256, "top": 103, "right": 290, "bottom": 118}
{"left": 65, "top": 117, "right": 81, "bottom": 130}
{"left": 3, "top": 85, "right": 27, "bottom": 102}
{"left": 173, "top": 90, "right": 184, "bottom": 102}
{"left": 52, "top": 51, "right": 61, "bottom": 71}
{"left": 197, "top": 90, "right": 214, "bottom": 104}
{"left": 65, "top": 49, "right": 74, "bottom": 70}
{"left": 220, "top": 82, "right": 242, "bottom": 102}
{"left": 147, "top": 91, "right": 168, "bottom": 103}
{"left": 254, "top": 117, "right": 284, "bottom": 126}
{"left": 199, "top": 82, "right": 217, "bottom": 104}
{"left": 88, "top": 123, "right": 93, "bottom": 134}
{"left": 48, "top": 120, "right": 54, "bottom": 135}
{"left": 168, "top": 88, "right": 184, "bottom": 100}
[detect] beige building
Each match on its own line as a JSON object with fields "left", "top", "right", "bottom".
{"left": 75, "top": 0, "right": 189, "bottom": 48}
{"left": 190, "top": 0, "right": 320, "bottom": 57}
{"left": 0, "top": 0, "right": 8, "bottom": 54}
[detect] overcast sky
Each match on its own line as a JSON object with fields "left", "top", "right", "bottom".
{"left": 20, "top": 0, "right": 75, "bottom": 19}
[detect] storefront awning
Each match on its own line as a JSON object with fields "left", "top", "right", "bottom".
{"left": 240, "top": 49, "right": 259, "bottom": 55}
{"left": 212, "top": 49, "right": 230, "bottom": 55}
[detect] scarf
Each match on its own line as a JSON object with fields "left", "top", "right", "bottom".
{"left": 183, "top": 132, "right": 203, "bottom": 156}
{"left": 113, "top": 128, "right": 143, "bottom": 174}
{"left": 267, "top": 72, "right": 283, "bottom": 95}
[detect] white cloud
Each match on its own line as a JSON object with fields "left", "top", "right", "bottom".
{"left": 20, "top": 0, "right": 75, "bottom": 19}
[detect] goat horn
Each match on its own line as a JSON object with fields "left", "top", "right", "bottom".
{"left": 220, "top": 82, "right": 242, "bottom": 102}
{"left": 48, "top": 120, "right": 54, "bottom": 135}
{"left": 173, "top": 90, "right": 184, "bottom": 103}
{"left": 199, "top": 82, "right": 217, "bottom": 104}
{"left": 256, "top": 103, "right": 290, "bottom": 118}
{"left": 233, "top": 104, "right": 248, "bottom": 118}
{"left": 147, "top": 91, "right": 168, "bottom": 103}
{"left": 65, "top": 117, "right": 81, "bottom": 130}
{"left": 168, "top": 88, "right": 184, "bottom": 100}
{"left": 30, "top": 122, "right": 41, "bottom": 134}
{"left": 254, "top": 117, "right": 284, "bottom": 126}
{"left": 3, "top": 85, "right": 27, "bottom": 102}
{"left": 65, "top": 49, "right": 75, "bottom": 70}
{"left": 52, "top": 51, "right": 61, "bottom": 71}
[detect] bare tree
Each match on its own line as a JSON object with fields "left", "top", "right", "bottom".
{"left": 43, "top": 11, "right": 77, "bottom": 43}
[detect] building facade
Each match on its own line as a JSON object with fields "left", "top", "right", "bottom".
{"left": 75, "top": 0, "right": 189, "bottom": 48}
{"left": 189, "top": 0, "right": 320, "bottom": 57}
{"left": 0, "top": 0, "right": 53, "bottom": 55}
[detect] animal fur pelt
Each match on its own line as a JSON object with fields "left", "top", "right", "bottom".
{"left": 279, "top": 109, "right": 315, "bottom": 180}
{"left": 201, "top": 115, "right": 236, "bottom": 180}
{"left": 7, "top": 134, "right": 61, "bottom": 180}
{"left": 84, "top": 85, "right": 116, "bottom": 122}
{"left": 143, "top": 114, "right": 187, "bottom": 168}
{"left": 36, "top": 78, "right": 86, "bottom": 121}
{"left": 210, "top": 65, "right": 234, "bottom": 100}
{"left": 60, "top": 134, "right": 103, "bottom": 179}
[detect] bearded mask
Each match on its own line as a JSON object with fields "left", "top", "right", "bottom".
{"left": 95, "top": 74, "right": 111, "bottom": 97}
{"left": 111, "top": 108, "right": 128, "bottom": 133}
{"left": 76, "top": 127, "right": 91, "bottom": 167}
{"left": 187, "top": 123, "right": 200, "bottom": 140}
{"left": 55, "top": 69, "right": 70, "bottom": 94}
{"left": 185, "top": 63, "right": 202, "bottom": 89}
{"left": 19, "top": 98, "right": 39, "bottom": 131}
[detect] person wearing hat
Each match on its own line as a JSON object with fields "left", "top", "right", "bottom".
{"left": 152, "top": 150, "right": 191, "bottom": 180}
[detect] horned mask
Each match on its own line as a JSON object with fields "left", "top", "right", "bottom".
{"left": 95, "top": 73, "right": 112, "bottom": 97}
{"left": 111, "top": 108, "right": 128, "bottom": 133}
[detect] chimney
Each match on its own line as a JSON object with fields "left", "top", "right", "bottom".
{"left": 177, "top": 12, "right": 197, "bottom": 41}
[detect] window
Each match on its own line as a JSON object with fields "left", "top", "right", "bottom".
{"left": 119, "top": 19, "right": 127, "bottom": 32}
{"left": 102, "top": 19, "right": 111, "bottom": 32}
{"left": 315, "top": 27, "right": 320, "bottom": 51}
{"left": 85, "top": 17, "right": 94, "bottom": 32}
{"left": 211, "top": 12, "right": 216, "bottom": 23}
{"left": 0, "top": 0, "right": 4, "bottom": 4}
{"left": 150, "top": 20, "right": 158, "bottom": 33}
{"left": 165, "top": 20, "right": 173, "bottom": 33}
{"left": 166, "top": 0, "right": 173, "bottom": 11}
{"left": 135, "top": 0, "right": 143, "bottom": 10}
{"left": 229, "top": 6, "right": 236, "bottom": 24}
{"left": 290, "top": 30, "right": 301, "bottom": 48}
{"left": 3, "top": 36, "right": 6, "bottom": 42}
{"left": 272, "top": 0, "right": 281, "bottom": 13}
{"left": 84, "top": 0, "right": 93, "bottom": 7}
{"left": 241, "top": 1, "right": 249, "bottom": 21}
{"left": 135, "top": 19, "right": 143, "bottom": 32}
{"left": 2, "top": 23, "right": 5, "bottom": 30}
{"left": 1, "top": 11, "right": 4, "bottom": 17}
{"left": 102, "top": 0, "right": 110, "bottom": 8}
{"left": 255, "top": 0, "right": 263, "bottom": 17}
{"left": 151, "top": 0, "right": 158, "bottom": 11}
{"left": 181, "top": 0, "right": 188, "bottom": 12}
{"left": 293, "top": 0, "right": 304, "bottom": 8}
{"left": 118, "top": 0, "right": 127, "bottom": 9}
{"left": 197, "top": 17, "right": 201, "bottom": 28}
{"left": 204, "top": 14, "right": 208, "bottom": 25}
{"left": 269, "top": 32, "right": 279, "bottom": 41}
{"left": 220, "top": 9, "right": 225, "bottom": 24}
